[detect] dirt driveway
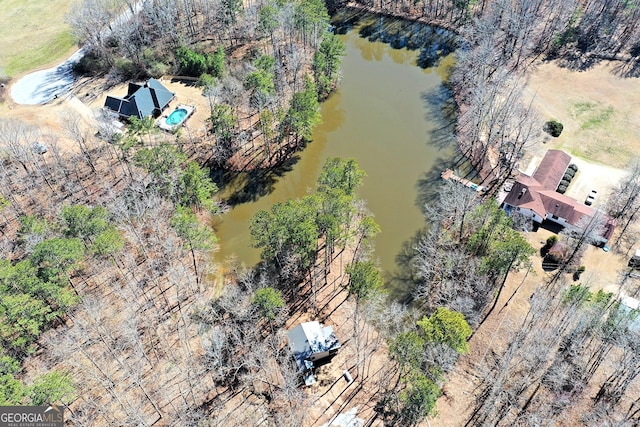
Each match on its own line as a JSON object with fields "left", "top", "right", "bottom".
{"left": 0, "top": 76, "right": 211, "bottom": 153}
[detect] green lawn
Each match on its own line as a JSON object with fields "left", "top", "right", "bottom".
{"left": 570, "top": 101, "right": 615, "bottom": 130}
{"left": 565, "top": 100, "right": 633, "bottom": 167}
{"left": 0, "top": 0, "right": 78, "bottom": 77}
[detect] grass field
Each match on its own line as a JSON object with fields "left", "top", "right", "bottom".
{"left": 526, "top": 61, "right": 640, "bottom": 168}
{"left": 0, "top": 0, "right": 78, "bottom": 77}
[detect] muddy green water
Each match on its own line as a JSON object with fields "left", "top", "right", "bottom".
{"left": 213, "top": 23, "right": 453, "bottom": 273}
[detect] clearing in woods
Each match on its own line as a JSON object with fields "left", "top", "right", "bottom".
{"left": 525, "top": 60, "right": 640, "bottom": 168}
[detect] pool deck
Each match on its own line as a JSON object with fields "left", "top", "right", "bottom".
{"left": 157, "top": 104, "right": 196, "bottom": 132}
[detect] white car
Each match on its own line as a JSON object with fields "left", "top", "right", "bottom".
{"left": 585, "top": 190, "right": 597, "bottom": 206}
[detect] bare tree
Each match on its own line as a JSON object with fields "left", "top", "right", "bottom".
{"left": 66, "top": 0, "right": 120, "bottom": 63}
{"left": 550, "top": 209, "right": 607, "bottom": 284}
{"left": 607, "top": 158, "right": 640, "bottom": 247}
{"left": 0, "top": 119, "right": 39, "bottom": 173}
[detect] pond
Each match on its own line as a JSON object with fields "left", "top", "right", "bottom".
{"left": 212, "top": 13, "right": 456, "bottom": 274}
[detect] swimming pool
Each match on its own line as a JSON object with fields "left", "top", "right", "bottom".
{"left": 157, "top": 104, "right": 195, "bottom": 132}
{"left": 166, "top": 108, "right": 188, "bottom": 125}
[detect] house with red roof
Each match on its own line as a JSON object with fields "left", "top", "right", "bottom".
{"left": 503, "top": 150, "right": 615, "bottom": 245}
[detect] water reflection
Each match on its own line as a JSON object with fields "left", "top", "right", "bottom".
{"left": 213, "top": 12, "right": 458, "bottom": 274}
{"left": 315, "top": 90, "right": 346, "bottom": 137}
{"left": 334, "top": 10, "right": 458, "bottom": 69}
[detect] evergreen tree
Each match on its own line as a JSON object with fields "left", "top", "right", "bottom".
{"left": 346, "top": 260, "right": 383, "bottom": 301}
{"left": 418, "top": 307, "right": 473, "bottom": 354}
{"left": 313, "top": 33, "right": 346, "bottom": 99}
{"left": 252, "top": 287, "right": 285, "bottom": 321}
{"left": 28, "top": 371, "right": 75, "bottom": 406}
{"left": 250, "top": 196, "right": 320, "bottom": 271}
{"left": 283, "top": 77, "right": 321, "bottom": 142}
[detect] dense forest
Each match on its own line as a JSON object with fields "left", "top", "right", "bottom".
{"left": 1, "top": 0, "right": 640, "bottom": 425}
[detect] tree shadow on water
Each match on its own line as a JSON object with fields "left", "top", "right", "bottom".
{"left": 414, "top": 83, "right": 468, "bottom": 212}
{"left": 333, "top": 9, "right": 457, "bottom": 70}
{"left": 414, "top": 159, "right": 446, "bottom": 211}
{"left": 422, "top": 89, "right": 457, "bottom": 152}
{"left": 385, "top": 228, "right": 428, "bottom": 305}
{"left": 331, "top": 9, "right": 365, "bottom": 34}
{"left": 415, "top": 29, "right": 457, "bottom": 69}
{"left": 357, "top": 14, "right": 456, "bottom": 54}
{"left": 211, "top": 154, "right": 300, "bottom": 207}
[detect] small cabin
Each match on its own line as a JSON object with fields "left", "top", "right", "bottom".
{"left": 287, "top": 321, "right": 341, "bottom": 386}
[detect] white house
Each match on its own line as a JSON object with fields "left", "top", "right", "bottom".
{"left": 503, "top": 150, "right": 615, "bottom": 245}
{"left": 287, "top": 321, "right": 341, "bottom": 385}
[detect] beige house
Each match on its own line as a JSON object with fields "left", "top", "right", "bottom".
{"left": 503, "top": 150, "right": 615, "bottom": 245}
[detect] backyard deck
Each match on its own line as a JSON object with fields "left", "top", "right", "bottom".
{"left": 441, "top": 169, "right": 487, "bottom": 192}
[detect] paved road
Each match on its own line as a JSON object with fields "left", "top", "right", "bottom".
{"left": 10, "top": 48, "right": 86, "bottom": 105}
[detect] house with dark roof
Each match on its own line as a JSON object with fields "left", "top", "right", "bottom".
{"left": 287, "top": 321, "right": 340, "bottom": 386}
{"left": 104, "top": 79, "right": 175, "bottom": 120}
{"left": 503, "top": 150, "right": 615, "bottom": 245}
{"left": 530, "top": 149, "right": 572, "bottom": 190}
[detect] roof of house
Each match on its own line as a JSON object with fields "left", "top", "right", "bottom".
{"left": 505, "top": 178, "right": 594, "bottom": 225}
{"left": 532, "top": 149, "right": 572, "bottom": 190}
{"left": 506, "top": 150, "right": 579, "bottom": 219}
{"left": 504, "top": 150, "right": 616, "bottom": 241}
{"left": 620, "top": 296, "right": 640, "bottom": 332}
{"left": 539, "top": 189, "right": 594, "bottom": 223}
{"left": 506, "top": 178, "right": 547, "bottom": 219}
{"left": 505, "top": 176, "right": 595, "bottom": 223}
{"left": 622, "top": 296, "right": 640, "bottom": 311}
{"left": 104, "top": 78, "right": 175, "bottom": 119}
{"left": 287, "top": 321, "right": 340, "bottom": 373}
{"left": 603, "top": 217, "right": 616, "bottom": 241}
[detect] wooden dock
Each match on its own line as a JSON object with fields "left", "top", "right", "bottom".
{"left": 441, "top": 169, "right": 487, "bottom": 192}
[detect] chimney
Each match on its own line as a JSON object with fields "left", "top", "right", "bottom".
{"left": 518, "top": 188, "right": 527, "bottom": 199}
